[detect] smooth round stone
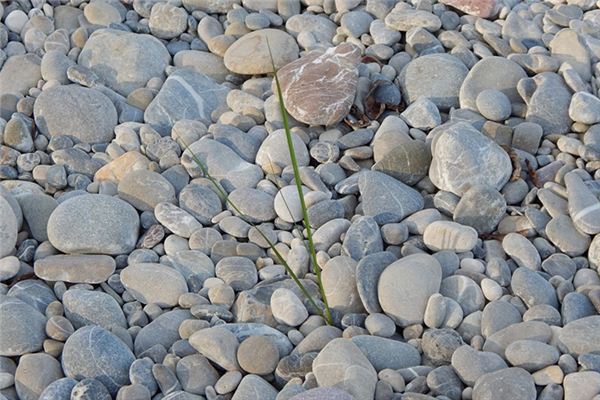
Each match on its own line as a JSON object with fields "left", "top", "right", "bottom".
{"left": 0, "top": 196, "right": 17, "bottom": 259}
{"left": 46, "top": 315, "right": 75, "bottom": 341}
{"left": 546, "top": 215, "right": 591, "bottom": 256}
{"left": 398, "top": 53, "right": 468, "bottom": 110}
{"left": 178, "top": 184, "right": 222, "bottom": 226}
{"left": 47, "top": 194, "right": 139, "bottom": 255}
{"left": 476, "top": 89, "right": 512, "bottom": 122}
{"left": 481, "top": 278, "right": 503, "bottom": 301}
{"left": 505, "top": 340, "right": 559, "bottom": 372}
{"left": 0, "top": 356, "right": 16, "bottom": 389}
{"left": 149, "top": 3, "right": 187, "bottom": 39}
{"left": 176, "top": 354, "right": 219, "bottom": 395}
{"left": 569, "top": 92, "right": 600, "bottom": 125}
{"left": 232, "top": 374, "right": 278, "bottom": 399}
{"left": 323, "top": 256, "right": 365, "bottom": 315}
{"left": 422, "top": 328, "right": 464, "bottom": 366}
{"left": 227, "top": 188, "right": 275, "bottom": 223}
{"left": 118, "top": 170, "right": 176, "bottom": 211}
{"left": 256, "top": 130, "right": 309, "bottom": 174}
{"left": 289, "top": 388, "right": 354, "bottom": 400}
{"left": 63, "top": 289, "right": 126, "bottom": 330}
{"left": 271, "top": 288, "right": 308, "bottom": 327}
{"left": 482, "top": 321, "right": 552, "bottom": 357}
{"left": 351, "top": 335, "right": 420, "bottom": 370}
{"left": 71, "top": 378, "right": 112, "bottom": 400}
{"left": 459, "top": 56, "right": 527, "bottom": 111}
{"left": 313, "top": 338, "right": 377, "bottom": 399}
{"left": 120, "top": 263, "right": 188, "bottom": 307}
{"left": 0, "top": 256, "right": 19, "bottom": 282}
{"left": 473, "top": 368, "right": 536, "bottom": 400}
{"left": 173, "top": 50, "right": 229, "bottom": 83}
{"left": 451, "top": 345, "right": 508, "bottom": 386}
{"left": 454, "top": 185, "right": 506, "bottom": 234}
{"left": 274, "top": 185, "right": 310, "bottom": 223}
{"left": 559, "top": 316, "right": 600, "bottom": 356}
{"left": 365, "top": 313, "right": 396, "bottom": 337}
{"left": 0, "top": 296, "right": 46, "bottom": 356}
{"left": 378, "top": 254, "right": 442, "bottom": 327}
{"left": 189, "top": 326, "right": 240, "bottom": 371}
{"left": 481, "top": 300, "right": 522, "bottom": 338}
{"left": 154, "top": 202, "right": 202, "bottom": 238}
{"left": 564, "top": 371, "right": 600, "bottom": 400}
{"left": 34, "top": 255, "right": 116, "bottom": 284}
{"left": 133, "top": 309, "right": 191, "bottom": 355}
{"left": 6, "top": 10, "right": 28, "bottom": 33}
{"left": 502, "top": 233, "right": 541, "bottom": 270}
{"left": 215, "top": 257, "right": 257, "bottom": 291}
{"left": 39, "top": 377, "right": 77, "bottom": 400}
{"left": 78, "top": 29, "right": 171, "bottom": 96}
{"left": 83, "top": 1, "right": 122, "bottom": 25}
{"left": 224, "top": 29, "right": 298, "bottom": 75}
{"left": 429, "top": 122, "right": 512, "bottom": 196}
{"left": 237, "top": 336, "right": 279, "bottom": 375}
{"left": 440, "top": 275, "right": 485, "bottom": 315}
{"left": 62, "top": 326, "right": 135, "bottom": 396}
{"left": 342, "top": 216, "right": 383, "bottom": 261}
{"left": 423, "top": 221, "right": 478, "bottom": 253}
{"left": 15, "top": 353, "right": 63, "bottom": 400}
{"left": 33, "top": 85, "right": 117, "bottom": 144}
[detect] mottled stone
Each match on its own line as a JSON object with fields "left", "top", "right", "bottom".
{"left": 224, "top": 29, "right": 299, "bottom": 75}
{"left": 378, "top": 254, "right": 442, "bottom": 327}
{"left": 351, "top": 335, "right": 420, "bottom": 370}
{"left": 15, "top": 353, "right": 64, "bottom": 400}
{"left": 277, "top": 43, "right": 360, "bottom": 126}
{"left": 342, "top": 216, "right": 383, "bottom": 260}
{"left": 451, "top": 345, "right": 507, "bottom": 386}
{"left": 145, "top": 69, "right": 229, "bottom": 135}
{"left": 63, "top": 289, "right": 127, "bottom": 329}
{"left": 134, "top": 309, "right": 191, "bottom": 355}
{"left": 356, "top": 252, "right": 397, "bottom": 314}
{"left": 322, "top": 256, "right": 365, "bottom": 315}
{"left": 0, "top": 296, "right": 46, "bottom": 356}
{"left": 33, "top": 85, "right": 117, "bottom": 144}
{"left": 78, "top": 29, "right": 170, "bottom": 96}
{"left": 565, "top": 172, "right": 600, "bottom": 235}
{"left": 423, "top": 221, "right": 478, "bottom": 253}
{"left": 189, "top": 326, "right": 240, "bottom": 371}
{"left": 0, "top": 55, "right": 41, "bottom": 96}
{"left": 429, "top": 122, "right": 512, "bottom": 196}
{"left": 372, "top": 140, "right": 431, "bottom": 186}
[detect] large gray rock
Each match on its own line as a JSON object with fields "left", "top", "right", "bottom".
{"left": 429, "top": 122, "right": 512, "bottom": 196}
{"left": 62, "top": 326, "right": 135, "bottom": 396}
{"left": 520, "top": 72, "right": 572, "bottom": 135}
{"left": 0, "top": 54, "right": 41, "bottom": 96}
{"left": 0, "top": 295, "right": 46, "bottom": 356}
{"left": 33, "top": 85, "right": 117, "bottom": 144}
{"left": 399, "top": 53, "right": 468, "bottom": 110}
{"left": 459, "top": 56, "right": 527, "bottom": 111}
{"left": 312, "top": 338, "right": 377, "bottom": 400}
{"left": 472, "top": 368, "right": 536, "bottom": 400}
{"left": 0, "top": 196, "right": 17, "bottom": 259}
{"left": 15, "top": 192, "right": 58, "bottom": 242}
{"left": 120, "top": 263, "right": 189, "bottom": 307}
{"left": 145, "top": 68, "right": 229, "bottom": 135}
{"left": 378, "top": 254, "right": 442, "bottom": 327}
{"left": 359, "top": 170, "right": 424, "bottom": 224}
{"left": 14, "top": 353, "right": 64, "bottom": 400}
{"left": 511, "top": 267, "right": 558, "bottom": 309}
{"left": 322, "top": 256, "right": 365, "bottom": 315}
{"left": 63, "top": 289, "right": 127, "bottom": 330}
{"left": 47, "top": 194, "right": 139, "bottom": 255}
{"left": 451, "top": 345, "right": 508, "bottom": 386}
{"left": 134, "top": 309, "right": 191, "bottom": 355}
{"left": 351, "top": 335, "right": 420, "bottom": 371}
{"left": 559, "top": 316, "right": 600, "bottom": 357}
{"left": 78, "top": 29, "right": 170, "bottom": 96}
{"left": 118, "top": 170, "right": 176, "bottom": 211}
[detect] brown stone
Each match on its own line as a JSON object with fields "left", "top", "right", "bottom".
{"left": 439, "top": 0, "right": 500, "bottom": 18}
{"left": 276, "top": 43, "right": 361, "bottom": 127}
{"left": 94, "top": 151, "right": 151, "bottom": 183}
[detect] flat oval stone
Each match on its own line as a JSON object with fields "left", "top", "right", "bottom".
{"left": 372, "top": 140, "right": 432, "bottom": 186}
{"left": 565, "top": 171, "right": 600, "bottom": 235}
{"left": 342, "top": 216, "right": 383, "bottom": 261}
{"left": 322, "top": 256, "right": 365, "bottom": 315}
{"left": 47, "top": 194, "right": 139, "bottom": 255}
{"left": 155, "top": 202, "right": 202, "bottom": 238}
{"left": 430, "top": 122, "right": 512, "bottom": 196}
{"left": 120, "top": 263, "right": 188, "bottom": 307}
{"left": 39, "top": 378, "right": 78, "bottom": 400}
{"left": 189, "top": 326, "right": 240, "bottom": 371}
{"left": 62, "top": 326, "right": 135, "bottom": 396}
{"left": 15, "top": 353, "right": 64, "bottom": 400}
{"left": 511, "top": 267, "right": 558, "bottom": 309}
{"left": 277, "top": 43, "right": 360, "bottom": 126}
{"left": 546, "top": 214, "right": 591, "bottom": 257}
{"left": 0, "top": 295, "right": 46, "bottom": 356}
{"left": 33, "top": 85, "right": 117, "bottom": 144}
{"left": 63, "top": 289, "right": 127, "bottom": 330}
{"left": 453, "top": 185, "right": 506, "bottom": 234}
{"left": 559, "top": 316, "right": 600, "bottom": 357}
{"left": 423, "top": 221, "right": 478, "bottom": 252}
{"left": 351, "top": 335, "right": 420, "bottom": 370}
{"left": 451, "top": 345, "right": 507, "bottom": 386}
{"left": 78, "top": 28, "right": 171, "bottom": 96}
{"left": 134, "top": 309, "right": 191, "bottom": 355}
{"left": 118, "top": 170, "right": 176, "bottom": 211}
{"left": 483, "top": 321, "right": 552, "bottom": 357}
{"left": 34, "top": 255, "right": 115, "bottom": 284}
{"left": 378, "top": 254, "right": 442, "bottom": 327}
{"left": 256, "top": 131, "right": 309, "bottom": 175}
{"left": 179, "top": 183, "right": 222, "bottom": 225}
{"left": 472, "top": 368, "right": 536, "bottom": 400}
{"left": 440, "top": 275, "right": 485, "bottom": 315}
{"left": 227, "top": 188, "right": 275, "bottom": 223}
{"left": 224, "top": 29, "right": 299, "bottom": 75}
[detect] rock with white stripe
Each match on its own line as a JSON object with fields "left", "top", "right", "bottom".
{"left": 276, "top": 43, "right": 361, "bottom": 126}
{"left": 145, "top": 68, "right": 229, "bottom": 135}
{"left": 565, "top": 171, "right": 600, "bottom": 235}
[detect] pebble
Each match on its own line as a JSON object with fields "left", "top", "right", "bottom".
{"left": 237, "top": 336, "right": 279, "bottom": 374}
{"left": 0, "top": 296, "right": 47, "bottom": 356}
{"left": 505, "top": 340, "right": 559, "bottom": 372}
{"left": 472, "top": 368, "right": 536, "bottom": 400}
{"left": 451, "top": 345, "right": 508, "bottom": 386}
{"left": 424, "top": 221, "right": 478, "bottom": 253}
{"left": 189, "top": 326, "right": 240, "bottom": 371}
{"left": 121, "top": 263, "right": 188, "bottom": 307}
{"left": 271, "top": 288, "right": 308, "bottom": 326}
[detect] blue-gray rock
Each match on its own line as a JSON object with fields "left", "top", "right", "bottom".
{"left": 427, "top": 365, "right": 464, "bottom": 400}
{"left": 356, "top": 251, "right": 397, "bottom": 314}
{"left": 472, "top": 368, "right": 536, "bottom": 400}
{"left": 134, "top": 309, "right": 191, "bottom": 355}
{"left": 7, "top": 280, "right": 56, "bottom": 313}
{"left": 33, "top": 85, "right": 117, "bottom": 144}
{"left": 14, "top": 351, "right": 63, "bottom": 400}
{"left": 483, "top": 321, "right": 552, "bottom": 357}
{"left": 429, "top": 122, "right": 512, "bottom": 196}
{"left": 120, "top": 263, "right": 188, "bottom": 307}
{"left": 71, "top": 378, "right": 111, "bottom": 400}
{"left": 39, "top": 378, "right": 77, "bottom": 400}
{"left": 511, "top": 268, "right": 558, "bottom": 309}
{"left": 15, "top": 192, "right": 57, "bottom": 242}
{"left": 440, "top": 275, "right": 485, "bottom": 315}
{"left": 78, "top": 29, "right": 171, "bottom": 96}
{"left": 451, "top": 345, "right": 508, "bottom": 386}
{"left": 0, "top": 196, "right": 17, "bottom": 259}
{"left": 145, "top": 69, "right": 229, "bottom": 135}
{"left": 170, "top": 250, "right": 215, "bottom": 292}
{"left": 559, "top": 316, "right": 600, "bottom": 357}
{"left": 0, "top": 295, "right": 46, "bottom": 356}
{"left": 47, "top": 194, "right": 139, "bottom": 255}
{"left": 231, "top": 374, "right": 278, "bottom": 400}
{"left": 129, "top": 358, "right": 158, "bottom": 396}
{"left": 63, "top": 289, "right": 127, "bottom": 330}
{"left": 351, "top": 335, "right": 420, "bottom": 371}
{"left": 378, "top": 254, "right": 442, "bottom": 327}
{"left": 359, "top": 170, "right": 424, "bottom": 224}
{"left": 220, "top": 323, "right": 294, "bottom": 358}
{"left": 372, "top": 139, "right": 431, "bottom": 186}
{"left": 342, "top": 216, "right": 383, "bottom": 260}
{"left": 505, "top": 340, "right": 559, "bottom": 372}
{"left": 562, "top": 292, "right": 596, "bottom": 325}
{"left": 520, "top": 72, "right": 572, "bottom": 135}
{"left": 453, "top": 185, "right": 506, "bottom": 234}
{"left": 62, "top": 326, "right": 135, "bottom": 396}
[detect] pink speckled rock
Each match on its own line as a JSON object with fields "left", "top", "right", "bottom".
{"left": 276, "top": 43, "right": 361, "bottom": 127}
{"left": 439, "top": 0, "right": 500, "bottom": 18}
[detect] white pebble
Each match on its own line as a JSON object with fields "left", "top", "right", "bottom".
{"left": 481, "top": 278, "right": 503, "bottom": 301}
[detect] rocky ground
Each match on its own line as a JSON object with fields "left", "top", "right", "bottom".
{"left": 1, "top": 0, "right": 600, "bottom": 399}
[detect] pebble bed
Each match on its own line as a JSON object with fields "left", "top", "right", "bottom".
{"left": 1, "top": 0, "right": 600, "bottom": 399}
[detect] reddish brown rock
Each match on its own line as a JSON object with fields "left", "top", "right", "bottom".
{"left": 439, "top": 0, "right": 500, "bottom": 18}
{"left": 276, "top": 43, "right": 361, "bottom": 127}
